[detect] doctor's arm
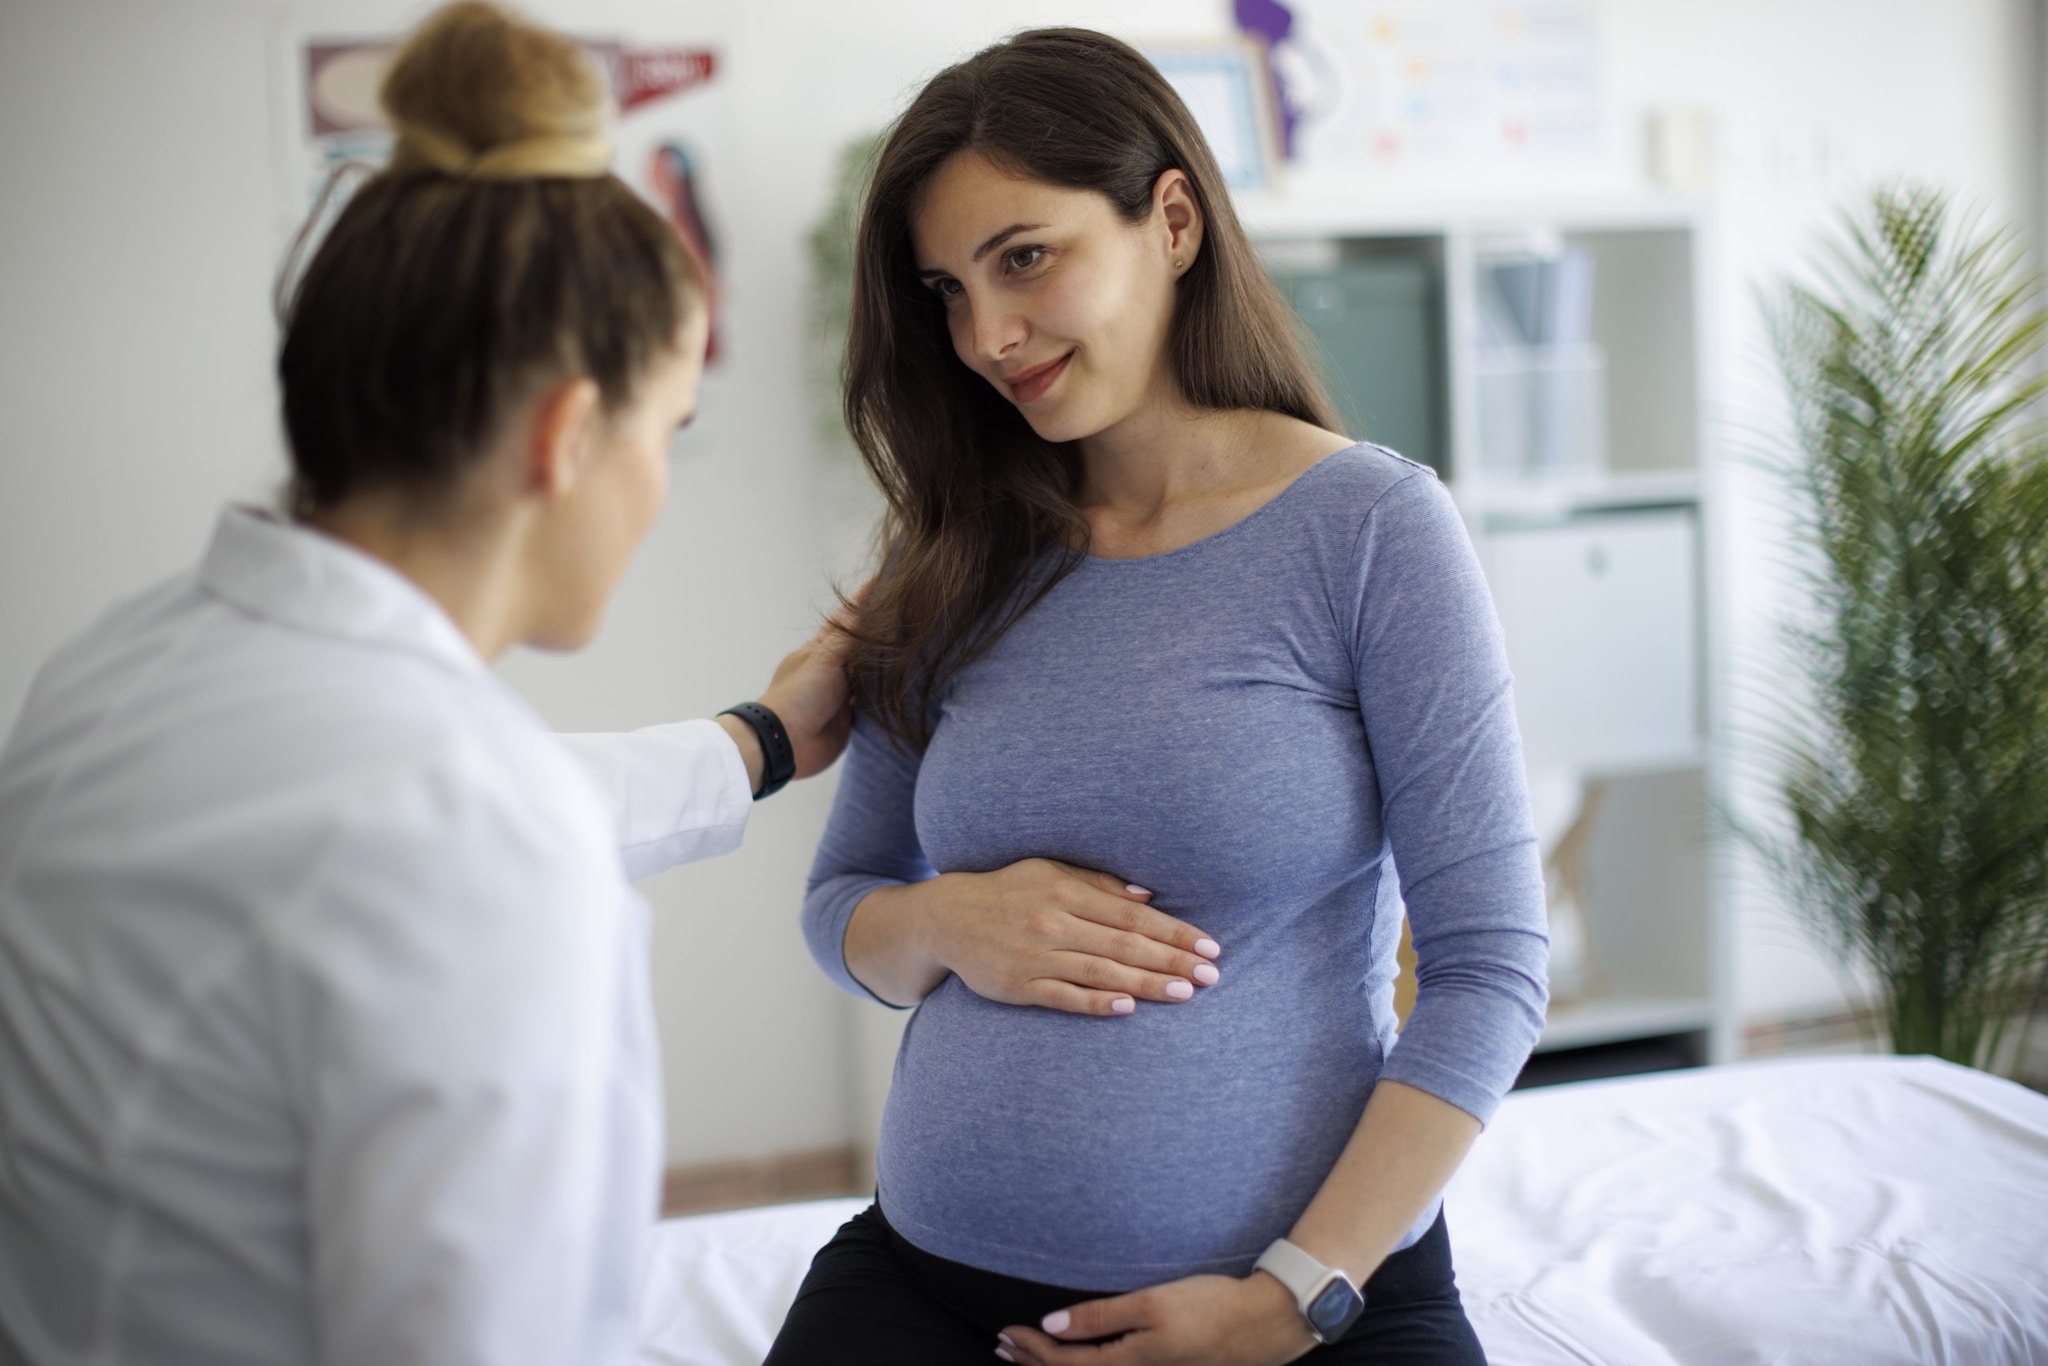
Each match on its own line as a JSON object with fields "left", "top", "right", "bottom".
{"left": 559, "top": 610, "right": 855, "bottom": 879}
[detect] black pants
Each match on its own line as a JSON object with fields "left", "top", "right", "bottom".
{"left": 764, "top": 1202, "right": 1486, "bottom": 1365}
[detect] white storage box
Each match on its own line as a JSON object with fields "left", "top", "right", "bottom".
{"left": 1483, "top": 507, "right": 1698, "bottom": 771}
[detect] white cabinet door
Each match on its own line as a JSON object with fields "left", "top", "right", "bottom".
{"left": 1483, "top": 509, "right": 1698, "bottom": 771}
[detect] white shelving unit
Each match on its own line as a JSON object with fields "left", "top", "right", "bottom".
{"left": 1250, "top": 192, "right": 1735, "bottom": 1077}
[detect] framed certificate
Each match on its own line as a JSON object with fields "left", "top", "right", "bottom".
{"left": 1142, "top": 37, "right": 1284, "bottom": 192}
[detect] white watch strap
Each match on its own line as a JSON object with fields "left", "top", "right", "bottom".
{"left": 1253, "top": 1236, "right": 1334, "bottom": 1307}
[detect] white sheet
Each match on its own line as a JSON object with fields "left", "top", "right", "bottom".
{"left": 636, "top": 1056, "right": 2048, "bottom": 1364}
{"left": 1446, "top": 1056, "right": 2048, "bottom": 1363}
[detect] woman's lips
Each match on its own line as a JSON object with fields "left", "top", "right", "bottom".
{"left": 1004, "top": 350, "right": 1074, "bottom": 405}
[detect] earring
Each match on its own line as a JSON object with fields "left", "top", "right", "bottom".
{"left": 1173, "top": 258, "right": 1185, "bottom": 270}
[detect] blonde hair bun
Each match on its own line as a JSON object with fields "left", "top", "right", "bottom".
{"left": 381, "top": 2, "right": 612, "bottom": 179}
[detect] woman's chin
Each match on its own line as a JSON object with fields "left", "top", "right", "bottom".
{"left": 526, "top": 605, "right": 607, "bottom": 654}
{"left": 1016, "top": 401, "right": 1105, "bottom": 447}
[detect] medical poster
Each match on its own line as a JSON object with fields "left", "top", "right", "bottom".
{"left": 1235, "top": 0, "right": 1601, "bottom": 173}
{"left": 280, "top": 30, "right": 731, "bottom": 360}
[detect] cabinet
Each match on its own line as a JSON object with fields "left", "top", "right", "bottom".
{"left": 1268, "top": 253, "right": 1446, "bottom": 473}
{"left": 1246, "top": 195, "right": 1732, "bottom": 1080}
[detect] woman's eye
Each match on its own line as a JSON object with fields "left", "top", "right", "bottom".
{"left": 930, "top": 277, "right": 963, "bottom": 299}
{"left": 1004, "top": 246, "right": 1046, "bottom": 272}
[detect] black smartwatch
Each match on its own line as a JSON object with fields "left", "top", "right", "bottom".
{"left": 719, "top": 701, "right": 796, "bottom": 801}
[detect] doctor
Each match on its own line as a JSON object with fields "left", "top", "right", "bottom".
{"left": 0, "top": 5, "right": 845, "bottom": 1364}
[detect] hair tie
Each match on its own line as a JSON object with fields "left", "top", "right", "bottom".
{"left": 393, "top": 120, "right": 612, "bottom": 179}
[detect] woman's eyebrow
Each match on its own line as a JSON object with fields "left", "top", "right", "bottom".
{"left": 916, "top": 223, "right": 1049, "bottom": 279}
{"left": 971, "top": 223, "right": 1047, "bottom": 261}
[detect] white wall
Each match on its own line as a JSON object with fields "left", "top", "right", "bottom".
{"left": 2039, "top": 0, "right": 2048, "bottom": 261}
{"left": 0, "top": 0, "right": 2035, "bottom": 1166}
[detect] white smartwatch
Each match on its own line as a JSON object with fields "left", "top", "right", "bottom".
{"left": 1253, "top": 1237, "right": 1366, "bottom": 1344}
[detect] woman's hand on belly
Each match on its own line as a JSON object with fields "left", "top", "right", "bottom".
{"left": 998, "top": 1272, "right": 1314, "bottom": 1366}
{"left": 844, "top": 859, "right": 1222, "bottom": 1015}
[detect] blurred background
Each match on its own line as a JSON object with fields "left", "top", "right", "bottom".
{"left": 2, "top": 0, "right": 2043, "bottom": 1209}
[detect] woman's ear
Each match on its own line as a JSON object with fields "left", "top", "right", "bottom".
{"left": 527, "top": 377, "right": 603, "bottom": 499}
{"left": 1153, "top": 168, "right": 1205, "bottom": 274}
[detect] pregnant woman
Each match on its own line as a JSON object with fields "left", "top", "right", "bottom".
{"left": 770, "top": 29, "right": 1548, "bottom": 1366}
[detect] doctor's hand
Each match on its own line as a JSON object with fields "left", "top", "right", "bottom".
{"left": 997, "top": 1271, "right": 1315, "bottom": 1366}
{"left": 720, "top": 600, "right": 857, "bottom": 793}
{"left": 755, "top": 602, "right": 858, "bottom": 779}
{"left": 925, "top": 859, "right": 1223, "bottom": 1016}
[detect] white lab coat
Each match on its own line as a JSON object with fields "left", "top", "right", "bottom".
{"left": 0, "top": 507, "right": 755, "bottom": 1365}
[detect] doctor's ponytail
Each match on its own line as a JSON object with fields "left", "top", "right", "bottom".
{"left": 276, "top": 2, "right": 703, "bottom": 517}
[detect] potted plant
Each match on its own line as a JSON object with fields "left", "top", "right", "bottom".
{"left": 806, "top": 133, "right": 884, "bottom": 458}
{"left": 1760, "top": 183, "right": 2048, "bottom": 1077}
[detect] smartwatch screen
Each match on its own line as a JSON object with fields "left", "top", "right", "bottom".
{"left": 1309, "top": 1278, "right": 1365, "bottom": 1338}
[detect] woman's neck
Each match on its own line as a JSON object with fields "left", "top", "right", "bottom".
{"left": 1076, "top": 390, "right": 1265, "bottom": 518}
{"left": 1073, "top": 381, "right": 1354, "bottom": 560}
{"left": 303, "top": 496, "right": 529, "bottom": 662}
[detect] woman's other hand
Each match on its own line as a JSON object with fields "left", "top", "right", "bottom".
{"left": 997, "top": 1272, "right": 1315, "bottom": 1366}
{"left": 925, "top": 859, "right": 1223, "bottom": 1017}
{"left": 756, "top": 598, "right": 858, "bottom": 779}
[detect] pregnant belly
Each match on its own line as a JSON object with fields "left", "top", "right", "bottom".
{"left": 874, "top": 969, "right": 1385, "bottom": 1290}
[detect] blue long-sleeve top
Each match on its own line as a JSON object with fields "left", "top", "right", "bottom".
{"left": 805, "top": 444, "right": 1550, "bottom": 1289}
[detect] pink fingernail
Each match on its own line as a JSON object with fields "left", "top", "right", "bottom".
{"left": 1043, "top": 1309, "right": 1072, "bottom": 1334}
{"left": 998, "top": 1334, "right": 1015, "bottom": 1348}
{"left": 1195, "top": 938, "right": 1221, "bottom": 959}
{"left": 1126, "top": 883, "right": 1151, "bottom": 896}
{"left": 995, "top": 1350, "right": 1015, "bottom": 1363}
{"left": 1166, "top": 979, "right": 1194, "bottom": 1000}
{"left": 1111, "top": 997, "right": 1135, "bottom": 1014}
{"left": 1192, "top": 962, "right": 1220, "bottom": 986}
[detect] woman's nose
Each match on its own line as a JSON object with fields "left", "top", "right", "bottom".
{"left": 966, "top": 301, "right": 1026, "bottom": 364}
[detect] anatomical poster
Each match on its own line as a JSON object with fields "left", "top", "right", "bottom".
{"left": 278, "top": 29, "right": 730, "bottom": 360}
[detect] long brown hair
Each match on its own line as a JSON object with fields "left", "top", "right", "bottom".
{"left": 277, "top": 2, "right": 703, "bottom": 518}
{"left": 843, "top": 27, "right": 1337, "bottom": 751}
